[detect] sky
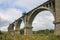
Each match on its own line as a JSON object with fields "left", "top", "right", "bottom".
{"left": 0, "top": 0, "right": 55, "bottom": 31}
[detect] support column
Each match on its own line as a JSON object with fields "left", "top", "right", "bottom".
{"left": 8, "top": 23, "right": 14, "bottom": 35}
{"left": 24, "top": 25, "right": 33, "bottom": 35}
{"left": 22, "top": 12, "right": 33, "bottom": 35}
{"left": 15, "top": 25, "right": 20, "bottom": 34}
{"left": 54, "top": 0, "right": 60, "bottom": 35}
{"left": 14, "top": 21, "right": 20, "bottom": 34}
{"left": 54, "top": 22, "right": 60, "bottom": 35}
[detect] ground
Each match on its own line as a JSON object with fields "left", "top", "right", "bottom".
{"left": 0, "top": 31, "right": 60, "bottom": 40}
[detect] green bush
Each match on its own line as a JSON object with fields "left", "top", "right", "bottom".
{"left": 20, "top": 28, "right": 24, "bottom": 34}
{"left": 0, "top": 31, "right": 2, "bottom": 34}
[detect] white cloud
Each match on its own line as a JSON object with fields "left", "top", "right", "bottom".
{"left": 0, "top": 8, "right": 22, "bottom": 22}
{"left": 0, "top": 8, "right": 23, "bottom": 28}
{"left": 0, "top": 0, "right": 7, "bottom": 4}
{"left": 14, "top": 0, "right": 48, "bottom": 12}
{"left": 32, "top": 11, "right": 55, "bottom": 31}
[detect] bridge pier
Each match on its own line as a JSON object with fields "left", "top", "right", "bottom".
{"left": 24, "top": 25, "right": 33, "bottom": 35}
{"left": 8, "top": 23, "right": 14, "bottom": 35}
{"left": 8, "top": 29, "right": 14, "bottom": 35}
{"left": 54, "top": 22, "right": 60, "bottom": 35}
{"left": 15, "top": 26, "right": 20, "bottom": 34}
{"left": 14, "top": 21, "right": 20, "bottom": 34}
{"left": 54, "top": 0, "right": 60, "bottom": 35}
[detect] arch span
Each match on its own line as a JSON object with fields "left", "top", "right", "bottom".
{"left": 14, "top": 17, "right": 24, "bottom": 34}
{"left": 8, "top": 23, "right": 14, "bottom": 34}
{"left": 32, "top": 10, "right": 55, "bottom": 31}
{"left": 28, "top": 7, "right": 55, "bottom": 25}
{"left": 14, "top": 19, "right": 22, "bottom": 31}
{"left": 8, "top": 16, "right": 24, "bottom": 34}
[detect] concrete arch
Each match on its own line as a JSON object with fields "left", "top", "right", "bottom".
{"left": 14, "top": 19, "right": 22, "bottom": 30}
{"left": 8, "top": 23, "right": 14, "bottom": 34}
{"left": 14, "top": 17, "right": 24, "bottom": 33}
{"left": 28, "top": 7, "right": 55, "bottom": 25}
{"left": 8, "top": 16, "right": 24, "bottom": 34}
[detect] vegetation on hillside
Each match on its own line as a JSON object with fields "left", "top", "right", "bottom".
{"left": 20, "top": 28, "right": 54, "bottom": 35}
{"left": 0, "top": 29, "right": 60, "bottom": 40}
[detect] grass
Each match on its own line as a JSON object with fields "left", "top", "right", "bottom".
{"left": 0, "top": 31, "right": 60, "bottom": 40}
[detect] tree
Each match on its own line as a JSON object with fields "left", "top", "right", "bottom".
{"left": 0, "top": 31, "right": 2, "bottom": 34}
{"left": 20, "top": 28, "right": 24, "bottom": 34}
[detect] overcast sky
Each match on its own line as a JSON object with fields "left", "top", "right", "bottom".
{"left": 0, "top": 0, "right": 55, "bottom": 31}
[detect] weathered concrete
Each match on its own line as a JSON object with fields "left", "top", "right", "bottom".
{"left": 8, "top": 23, "right": 14, "bottom": 35}
{"left": 24, "top": 26, "right": 33, "bottom": 35}
{"left": 22, "top": 12, "right": 33, "bottom": 35}
{"left": 14, "top": 21, "right": 20, "bottom": 34}
{"left": 14, "top": 18, "right": 22, "bottom": 34}
{"left": 54, "top": 0, "right": 60, "bottom": 35}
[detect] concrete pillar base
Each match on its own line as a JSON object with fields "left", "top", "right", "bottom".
{"left": 24, "top": 27, "right": 33, "bottom": 35}
{"left": 15, "top": 30, "right": 20, "bottom": 34}
{"left": 8, "top": 30, "right": 14, "bottom": 35}
{"left": 54, "top": 24, "right": 60, "bottom": 35}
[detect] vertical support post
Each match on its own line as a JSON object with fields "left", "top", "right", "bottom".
{"left": 48, "top": 2, "right": 50, "bottom": 7}
{"left": 54, "top": 22, "right": 60, "bottom": 35}
{"left": 51, "top": 2, "right": 53, "bottom": 9}
{"left": 24, "top": 25, "right": 33, "bottom": 35}
{"left": 54, "top": 0, "right": 60, "bottom": 35}
{"left": 14, "top": 21, "right": 20, "bottom": 34}
{"left": 23, "top": 12, "right": 33, "bottom": 35}
{"left": 8, "top": 23, "right": 14, "bottom": 35}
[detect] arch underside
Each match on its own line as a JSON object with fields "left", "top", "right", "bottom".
{"left": 8, "top": 18, "right": 23, "bottom": 32}
{"left": 28, "top": 8, "right": 55, "bottom": 25}
{"left": 14, "top": 18, "right": 23, "bottom": 31}
{"left": 8, "top": 23, "right": 14, "bottom": 33}
{"left": 16, "top": 19, "right": 22, "bottom": 27}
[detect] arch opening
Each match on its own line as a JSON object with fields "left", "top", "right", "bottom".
{"left": 32, "top": 10, "right": 55, "bottom": 31}
{"left": 30, "top": 10, "right": 55, "bottom": 34}
{"left": 20, "top": 21, "right": 24, "bottom": 29}
{"left": 28, "top": 8, "right": 55, "bottom": 25}
{"left": 20, "top": 21, "right": 24, "bottom": 34}
{"left": 14, "top": 20, "right": 25, "bottom": 34}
